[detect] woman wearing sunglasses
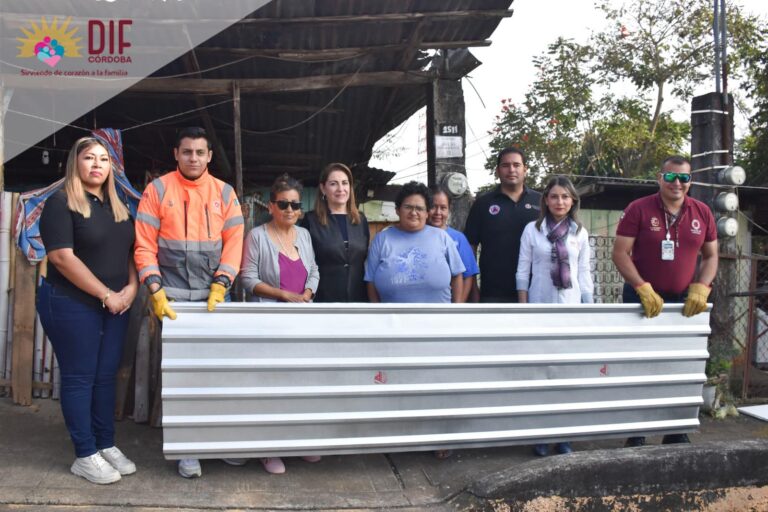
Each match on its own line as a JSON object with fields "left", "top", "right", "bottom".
{"left": 516, "top": 175, "right": 594, "bottom": 457}
{"left": 365, "top": 181, "right": 465, "bottom": 303}
{"left": 241, "top": 173, "right": 319, "bottom": 305}
{"left": 300, "top": 163, "right": 369, "bottom": 302}
{"left": 240, "top": 174, "right": 321, "bottom": 473}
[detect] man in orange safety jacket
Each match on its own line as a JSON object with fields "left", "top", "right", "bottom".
{"left": 134, "top": 127, "right": 244, "bottom": 478}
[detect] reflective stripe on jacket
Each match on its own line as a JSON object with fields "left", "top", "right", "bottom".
{"left": 134, "top": 169, "right": 244, "bottom": 301}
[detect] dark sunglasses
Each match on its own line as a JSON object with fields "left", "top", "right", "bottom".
{"left": 661, "top": 172, "right": 692, "bottom": 184}
{"left": 271, "top": 200, "right": 302, "bottom": 210}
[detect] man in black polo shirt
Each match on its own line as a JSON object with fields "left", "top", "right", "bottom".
{"left": 464, "top": 147, "right": 541, "bottom": 302}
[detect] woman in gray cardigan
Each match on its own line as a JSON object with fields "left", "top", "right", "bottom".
{"left": 240, "top": 174, "right": 319, "bottom": 304}
{"left": 239, "top": 174, "right": 321, "bottom": 474}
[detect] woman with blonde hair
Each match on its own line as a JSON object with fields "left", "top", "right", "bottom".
{"left": 300, "top": 163, "right": 369, "bottom": 302}
{"left": 516, "top": 175, "right": 594, "bottom": 457}
{"left": 37, "top": 137, "right": 138, "bottom": 484}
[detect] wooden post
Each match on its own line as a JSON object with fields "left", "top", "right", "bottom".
{"left": 11, "top": 249, "right": 36, "bottom": 405}
{"left": 232, "top": 82, "right": 244, "bottom": 302}
{"left": 114, "top": 287, "right": 149, "bottom": 419}
{"left": 233, "top": 82, "right": 243, "bottom": 201}
{"left": 133, "top": 315, "right": 151, "bottom": 423}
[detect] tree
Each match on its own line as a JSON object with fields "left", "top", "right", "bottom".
{"left": 737, "top": 26, "right": 768, "bottom": 184}
{"left": 485, "top": 0, "right": 765, "bottom": 183}
{"left": 486, "top": 38, "right": 599, "bottom": 185}
{"left": 592, "top": 0, "right": 763, "bottom": 175}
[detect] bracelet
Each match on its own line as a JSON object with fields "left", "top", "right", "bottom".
{"left": 102, "top": 289, "right": 111, "bottom": 308}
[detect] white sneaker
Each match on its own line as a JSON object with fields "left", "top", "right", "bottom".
{"left": 178, "top": 458, "right": 202, "bottom": 478}
{"left": 222, "top": 458, "right": 248, "bottom": 466}
{"left": 71, "top": 453, "right": 122, "bottom": 484}
{"left": 99, "top": 446, "right": 136, "bottom": 475}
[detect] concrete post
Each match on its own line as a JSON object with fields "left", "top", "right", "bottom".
{"left": 426, "top": 78, "right": 471, "bottom": 231}
{"left": 690, "top": 92, "right": 738, "bottom": 365}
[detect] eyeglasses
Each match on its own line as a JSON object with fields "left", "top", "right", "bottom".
{"left": 661, "top": 172, "right": 692, "bottom": 184}
{"left": 401, "top": 204, "right": 427, "bottom": 214}
{"left": 271, "top": 200, "right": 302, "bottom": 210}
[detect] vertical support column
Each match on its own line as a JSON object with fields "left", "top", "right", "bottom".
{"left": 233, "top": 82, "right": 243, "bottom": 201}
{"left": 11, "top": 249, "right": 35, "bottom": 405}
{"left": 690, "top": 92, "right": 737, "bottom": 370}
{"left": 0, "top": 80, "right": 5, "bottom": 192}
{"left": 232, "top": 82, "right": 244, "bottom": 302}
{"left": 425, "top": 78, "right": 470, "bottom": 230}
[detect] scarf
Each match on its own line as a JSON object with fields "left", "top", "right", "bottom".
{"left": 546, "top": 216, "right": 572, "bottom": 289}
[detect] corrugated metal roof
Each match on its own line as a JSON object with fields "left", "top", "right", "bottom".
{"left": 5, "top": 0, "right": 514, "bottom": 192}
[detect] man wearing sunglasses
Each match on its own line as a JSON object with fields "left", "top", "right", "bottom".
{"left": 612, "top": 156, "right": 717, "bottom": 447}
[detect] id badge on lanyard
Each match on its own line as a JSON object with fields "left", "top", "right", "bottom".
{"left": 661, "top": 238, "right": 675, "bottom": 260}
{"left": 661, "top": 210, "right": 675, "bottom": 261}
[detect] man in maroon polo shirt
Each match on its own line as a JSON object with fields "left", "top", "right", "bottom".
{"left": 612, "top": 155, "right": 718, "bottom": 446}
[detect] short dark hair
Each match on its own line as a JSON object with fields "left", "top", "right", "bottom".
{"left": 496, "top": 147, "right": 527, "bottom": 168}
{"left": 175, "top": 127, "right": 211, "bottom": 150}
{"left": 660, "top": 155, "right": 691, "bottom": 170}
{"left": 270, "top": 173, "right": 303, "bottom": 201}
{"left": 396, "top": 181, "right": 432, "bottom": 210}
{"left": 428, "top": 184, "right": 451, "bottom": 206}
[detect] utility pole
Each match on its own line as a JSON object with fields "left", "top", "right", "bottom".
{"left": 689, "top": 0, "right": 746, "bottom": 370}
{"left": 425, "top": 50, "right": 474, "bottom": 231}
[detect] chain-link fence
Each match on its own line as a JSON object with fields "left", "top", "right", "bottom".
{"left": 589, "top": 236, "right": 624, "bottom": 304}
{"left": 740, "top": 237, "right": 768, "bottom": 399}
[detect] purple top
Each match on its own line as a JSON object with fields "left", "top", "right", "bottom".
{"left": 278, "top": 252, "right": 308, "bottom": 295}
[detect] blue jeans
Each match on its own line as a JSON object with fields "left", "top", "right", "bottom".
{"left": 37, "top": 280, "right": 129, "bottom": 458}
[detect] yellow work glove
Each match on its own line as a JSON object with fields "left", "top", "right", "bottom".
{"left": 150, "top": 288, "right": 177, "bottom": 321}
{"left": 207, "top": 282, "right": 227, "bottom": 312}
{"left": 683, "top": 283, "right": 711, "bottom": 317}
{"left": 635, "top": 282, "right": 663, "bottom": 318}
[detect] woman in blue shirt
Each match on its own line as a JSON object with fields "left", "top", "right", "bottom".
{"left": 365, "top": 182, "right": 464, "bottom": 303}
{"left": 427, "top": 185, "right": 478, "bottom": 303}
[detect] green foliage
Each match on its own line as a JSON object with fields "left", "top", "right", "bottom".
{"left": 737, "top": 24, "right": 768, "bottom": 184}
{"left": 485, "top": 0, "right": 766, "bottom": 184}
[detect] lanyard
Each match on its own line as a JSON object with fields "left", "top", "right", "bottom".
{"left": 663, "top": 208, "right": 681, "bottom": 248}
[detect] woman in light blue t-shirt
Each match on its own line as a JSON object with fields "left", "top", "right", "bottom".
{"left": 427, "top": 185, "right": 479, "bottom": 303}
{"left": 365, "top": 181, "right": 465, "bottom": 304}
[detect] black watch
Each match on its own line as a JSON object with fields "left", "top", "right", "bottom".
{"left": 214, "top": 276, "right": 231, "bottom": 288}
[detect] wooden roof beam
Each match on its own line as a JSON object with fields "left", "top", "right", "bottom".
{"left": 235, "top": 9, "right": 514, "bottom": 25}
{"left": 0, "top": 70, "right": 435, "bottom": 94}
{"left": 130, "top": 70, "right": 436, "bottom": 95}
{"left": 193, "top": 39, "right": 492, "bottom": 61}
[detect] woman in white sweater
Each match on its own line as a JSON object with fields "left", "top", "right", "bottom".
{"left": 515, "top": 175, "right": 594, "bottom": 456}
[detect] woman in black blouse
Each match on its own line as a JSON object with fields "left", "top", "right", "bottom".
{"left": 300, "top": 163, "right": 369, "bottom": 302}
{"left": 37, "top": 137, "right": 138, "bottom": 484}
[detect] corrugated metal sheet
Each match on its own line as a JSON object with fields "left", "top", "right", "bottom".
{"left": 162, "top": 303, "right": 709, "bottom": 459}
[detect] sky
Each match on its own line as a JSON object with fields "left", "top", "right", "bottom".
{"left": 371, "top": 0, "right": 768, "bottom": 193}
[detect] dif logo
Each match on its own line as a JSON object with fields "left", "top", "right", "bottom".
{"left": 17, "top": 16, "right": 133, "bottom": 68}
{"left": 88, "top": 20, "right": 132, "bottom": 63}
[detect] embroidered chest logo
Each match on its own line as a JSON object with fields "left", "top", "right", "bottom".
{"left": 525, "top": 203, "right": 532, "bottom": 209}
{"left": 691, "top": 219, "right": 702, "bottom": 235}
{"left": 650, "top": 216, "right": 661, "bottom": 232}
{"left": 167, "top": 200, "right": 174, "bottom": 208}
{"left": 212, "top": 200, "right": 221, "bottom": 213}
{"left": 489, "top": 204, "right": 501, "bottom": 215}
